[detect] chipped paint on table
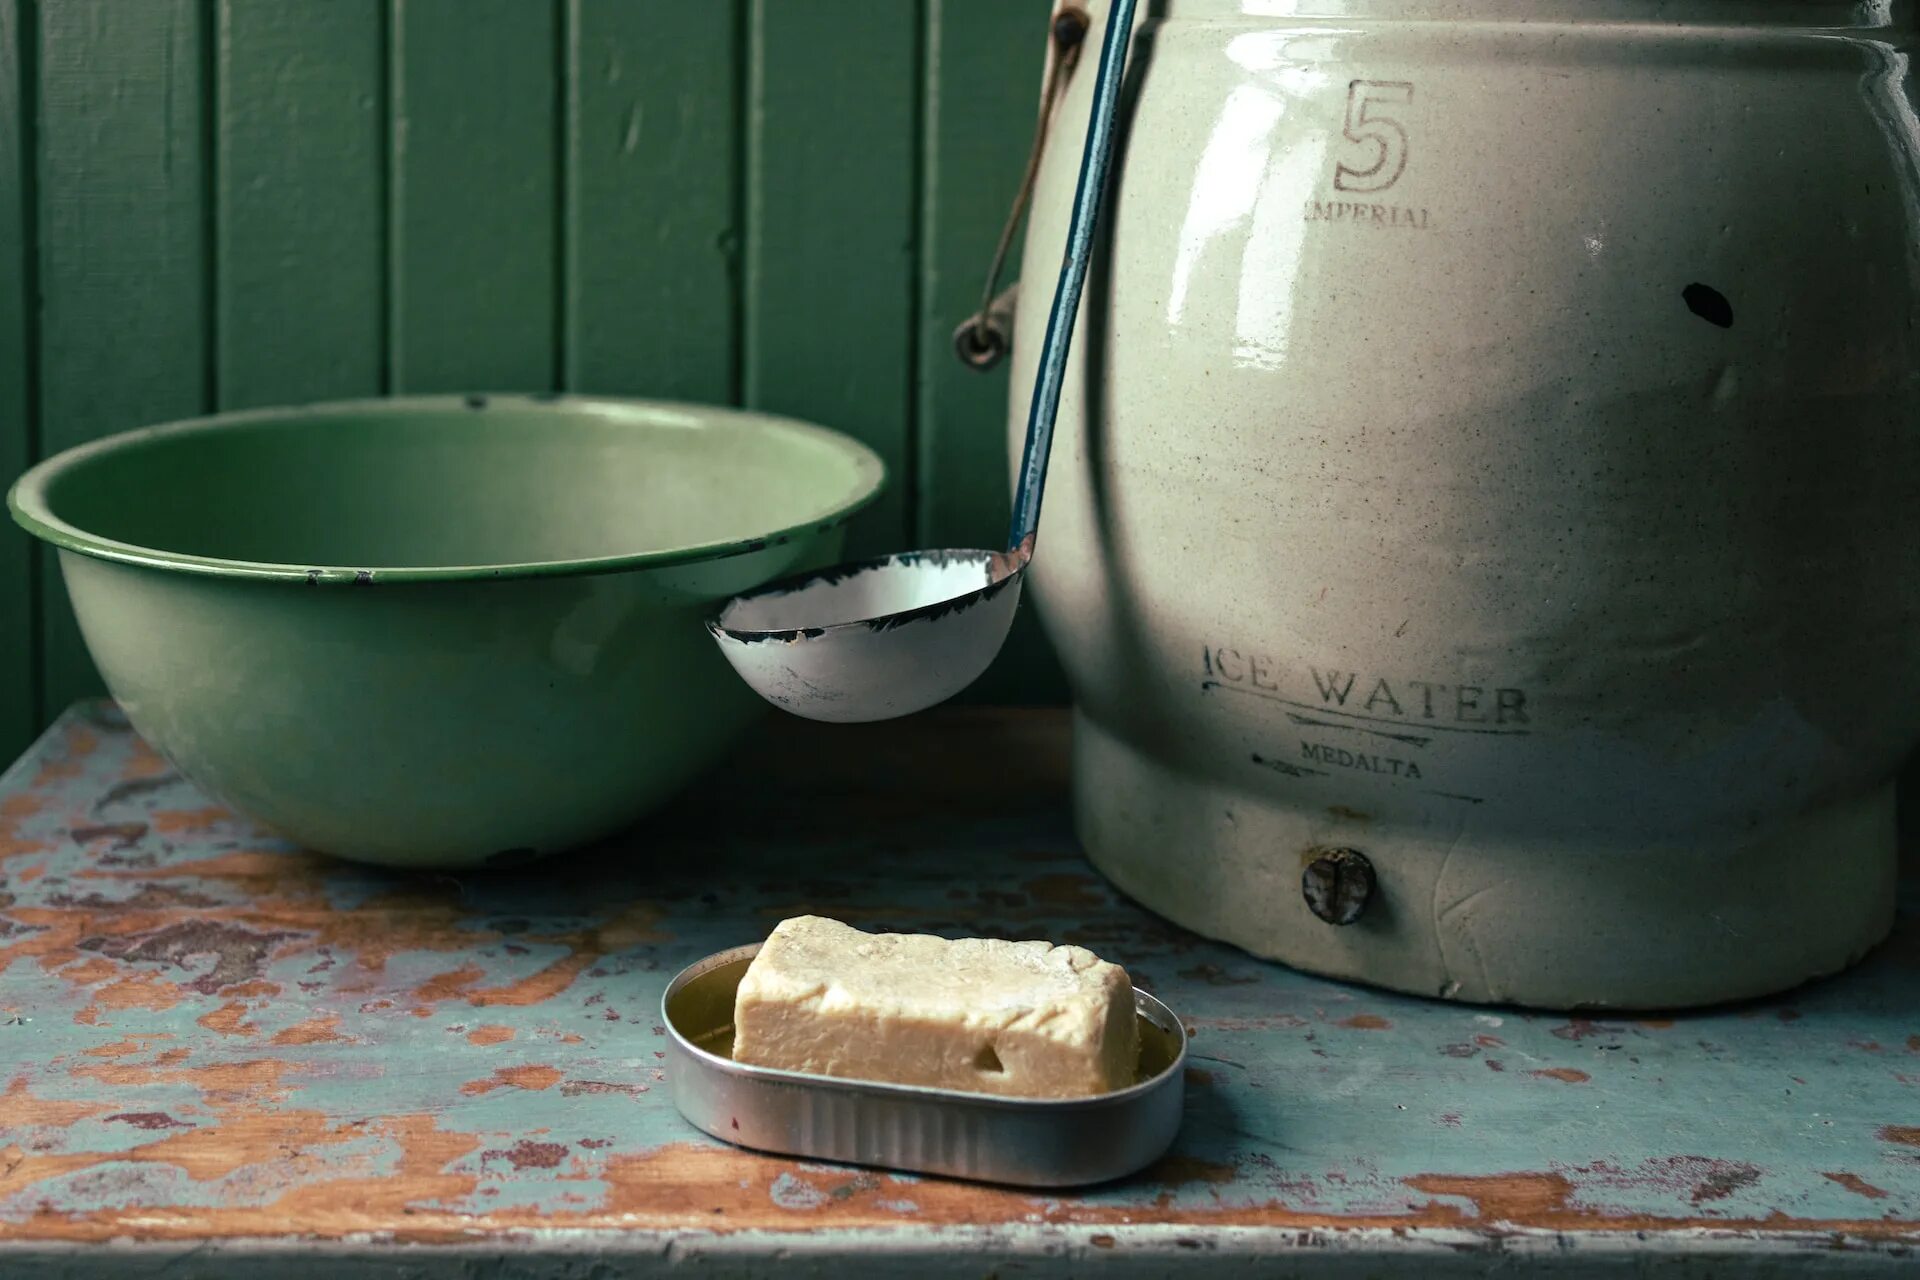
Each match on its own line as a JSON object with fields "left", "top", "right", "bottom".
{"left": 0, "top": 702, "right": 1916, "bottom": 1277}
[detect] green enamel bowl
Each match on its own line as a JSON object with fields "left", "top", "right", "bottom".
{"left": 7, "top": 394, "right": 885, "bottom": 868}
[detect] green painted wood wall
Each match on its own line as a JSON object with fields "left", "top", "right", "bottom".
{"left": 0, "top": 0, "right": 1067, "bottom": 761}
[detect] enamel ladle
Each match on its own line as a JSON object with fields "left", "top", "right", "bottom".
{"left": 707, "top": 0, "right": 1136, "bottom": 722}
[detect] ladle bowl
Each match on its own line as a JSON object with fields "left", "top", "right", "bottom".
{"left": 708, "top": 548, "right": 1027, "bottom": 723}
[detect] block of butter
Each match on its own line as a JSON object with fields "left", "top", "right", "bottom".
{"left": 731, "top": 915, "right": 1139, "bottom": 1099}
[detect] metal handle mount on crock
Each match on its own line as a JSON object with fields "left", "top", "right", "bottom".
{"left": 704, "top": 0, "right": 1139, "bottom": 723}
{"left": 951, "top": 3, "right": 1095, "bottom": 372}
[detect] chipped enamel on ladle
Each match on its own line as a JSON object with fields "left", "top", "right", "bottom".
{"left": 707, "top": 0, "right": 1136, "bottom": 724}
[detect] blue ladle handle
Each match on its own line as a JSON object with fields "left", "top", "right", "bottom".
{"left": 1005, "top": 0, "right": 1138, "bottom": 556}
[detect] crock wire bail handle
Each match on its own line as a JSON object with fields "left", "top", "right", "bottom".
{"left": 1004, "top": 0, "right": 1138, "bottom": 558}
{"left": 951, "top": 4, "right": 1092, "bottom": 372}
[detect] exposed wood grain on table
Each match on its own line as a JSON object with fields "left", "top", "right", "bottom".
{"left": 0, "top": 703, "right": 1916, "bottom": 1275}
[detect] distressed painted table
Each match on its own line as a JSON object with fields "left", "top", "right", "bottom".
{"left": 0, "top": 703, "right": 1916, "bottom": 1277}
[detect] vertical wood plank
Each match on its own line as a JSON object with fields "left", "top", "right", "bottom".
{"left": 390, "top": 0, "right": 557, "bottom": 393}
{"left": 217, "top": 0, "right": 383, "bottom": 409}
{"left": 36, "top": 0, "right": 210, "bottom": 717}
{"left": 565, "top": 0, "right": 739, "bottom": 402}
{"left": 917, "top": 0, "right": 1062, "bottom": 702}
{"left": 0, "top": 0, "right": 34, "bottom": 757}
{"left": 743, "top": 0, "right": 917, "bottom": 555}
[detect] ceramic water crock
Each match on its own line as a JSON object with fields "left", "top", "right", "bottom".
{"left": 1008, "top": 0, "right": 1920, "bottom": 1008}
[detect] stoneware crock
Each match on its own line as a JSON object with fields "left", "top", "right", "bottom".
{"left": 1012, "top": 0, "right": 1920, "bottom": 1007}
{"left": 8, "top": 395, "right": 884, "bottom": 868}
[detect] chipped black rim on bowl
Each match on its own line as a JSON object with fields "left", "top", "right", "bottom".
{"left": 704, "top": 548, "right": 1026, "bottom": 644}
{"left": 7, "top": 393, "right": 887, "bottom": 586}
